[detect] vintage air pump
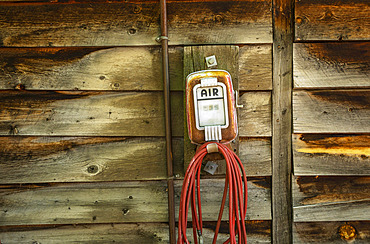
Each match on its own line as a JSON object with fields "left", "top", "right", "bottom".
{"left": 178, "top": 68, "right": 248, "bottom": 244}
{"left": 185, "top": 70, "right": 238, "bottom": 144}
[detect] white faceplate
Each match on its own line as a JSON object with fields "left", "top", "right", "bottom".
{"left": 193, "top": 82, "right": 229, "bottom": 130}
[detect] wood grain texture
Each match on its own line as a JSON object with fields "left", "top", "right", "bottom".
{"left": 293, "top": 90, "right": 370, "bottom": 133}
{"left": 0, "top": 91, "right": 184, "bottom": 136}
{"left": 293, "top": 176, "right": 370, "bottom": 222}
{"left": 0, "top": 137, "right": 184, "bottom": 183}
{"left": 0, "top": 45, "right": 272, "bottom": 91}
{"left": 294, "top": 221, "right": 370, "bottom": 243}
{"left": 0, "top": 221, "right": 271, "bottom": 244}
{"left": 239, "top": 92, "right": 271, "bottom": 137}
{"left": 0, "top": 90, "right": 270, "bottom": 137}
{"left": 0, "top": 136, "right": 271, "bottom": 184}
{"left": 0, "top": 178, "right": 271, "bottom": 226}
{"left": 0, "top": 223, "right": 172, "bottom": 244}
{"left": 183, "top": 45, "right": 240, "bottom": 83}
{"left": 0, "top": 47, "right": 184, "bottom": 91}
{"left": 294, "top": 42, "right": 370, "bottom": 89}
{"left": 272, "top": 0, "right": 294, "bottom": 242}
{"left": 293, "top": 134, "right": 370, "bottom": 176}
{"left": 239, "top": 45, "right": 272, "bottom": 91}
{"left": 295, "top": 0, "right": 370, "bottom": 41}
{"left": 0, "top": 1, "right": 272, "bottom": 47}
{"left": 239, "top": 137, "right": 272, "bottom": 176}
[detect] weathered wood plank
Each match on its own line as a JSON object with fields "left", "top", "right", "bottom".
{"left": 0, "top": 221, "right": 271, "bottom": 244}
{"left": 293, "top": 90, "right": 370, "bottom": 133}
{"left": 239, "top": 137, "right": 272, "bottom": 176}
{"left": 0, "top": 1, "right": 272, "bottom": 47}
{"left": 0, "top": 90, "right": 270, "bottom": 136}
{"left": 293, "top": 176, "right": 370, "bottom": 221}
{"left": 0, "top": 181, "right": 170, "bottom": 225}
{"left": 239, "top": 45, "right": 272, "bottom": 91}
{"left": 294, "top": 42, "right": 370, "bottom": 88}
{"left": 295, "top": 0, "right": 370, "bottom": 41}
{"left": 239, "top": 92, "right": 271, "bottom": 137}
{"left": 0, "top": 178, "right": 271, "bottom": 226}
{"left": 0, "top": 91, "right": 184, "bottom": 136}
{"left": 294, "top": 221, "right": 370, "bottom": 243}
{"left": 272, "top": 0, "right": 294, "bottom": 243}
{"left": 0, "top": 136, "right": 271, "bottom": 184}
{"left": 0, "top": 47, "right": 184, "bottom": 91}
{"left": 0, "top": 137, "right": 184, "bottom": 183}
{"left": 293, "top": 134, "right": 370, "bottom": 176}
{"left": 0, "top": 45, "right": 272, "bottom": 91}
{"left": 0, "top": 223, "right": 172, "bottom": 244}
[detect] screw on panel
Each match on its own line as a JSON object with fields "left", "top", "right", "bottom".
{"left": 205, "top": 55, "right": 217, "bottom": 68}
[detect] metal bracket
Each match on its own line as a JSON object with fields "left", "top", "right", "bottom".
{"left": 203, "top": 161, "right": 218, "bottom": 175}
{"left": 236, "top": 90, "right": 244, "bottom": 108}
{"left": 155, "top": 36, "right": 169, "bottom": 43}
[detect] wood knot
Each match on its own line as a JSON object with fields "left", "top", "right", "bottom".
{"left": 133, "top": 5, "right": 142, "bottom": 14}
{"left": 338, "top": 224, "right": 357, "bottom": 241}
{"left": 214, "top": 15, "right": 223, "bottom": 23}
{"left": 15, "top": 83, "right": 25, "bottom": 90}
{"left": 325, "top": 11, "right": 333, "bottom": 18}
{"left": 87, "top": 165, "right": 99, "bottom": 174}
{"left": 128, "top": 28, "right": 137, "bottom": 35}
{"left": 296, "top": 17, "right": 303, "bottom": 25}
{"left": 321, "top": 10, "right": 337, "bottom": 21}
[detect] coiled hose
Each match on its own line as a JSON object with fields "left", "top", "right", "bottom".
{"left": 177, "top": 142, "right": 248, "bottom": 244}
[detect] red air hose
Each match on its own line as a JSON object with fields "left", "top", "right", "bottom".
{"left": 178, "top": 142, "right": 248, "bottom": 244}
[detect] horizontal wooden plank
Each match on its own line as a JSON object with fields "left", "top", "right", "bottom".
{"left": 295, "top": 0, "right": 370, "bottom": 41}
{"left": 0, "top": 90, "right": 270, "bottom": 137}
{"left": 0, "top": 178, "right": 271, "bottom": 226}
{"left": 0, "top": 136, "right": 271, "bottom": 184}
{"left": 239, "top": 92, "right": 271, "bottom": 137}
{"left": 293, "top": 90, "right": 370, "bottom": 133}
{"left": 0, "top": 223, "right": 172, "bottom": 244}
{"left": 293, "top": 134, "right": 370, "bottom": 176}
{"left": 294, "top": 42, "right": 370, "bottom": 88}
{"left": 0, "top": 91, "right": 184, "bottom": 136}
{"left": 239, "top": 137, "right": 272, "bottom": 176}
{"left": 239, "top": 45, "right": 272, "bottom": 91}
{"left": 294, "top": 221, "right": 370, "bottom": 243}
{"left": 293, "top": 176, "right": 370, "bottom": 221}
{"left": 0, "top": 47, "right": 184, "bottom": 91}
{"left": 0, "top": 221, "right": 271, "bottom": 244}
{"left": 0, "top": 1, "right": 272, "bottom": 47}
{"left": 0, "top": 181, "right": 170, "bottom": 225}
{"left": 0, "top": 45, "right": 271, "bottom": 91}
{"left": 0, "top": 137, "right": 184, "bottom": 183}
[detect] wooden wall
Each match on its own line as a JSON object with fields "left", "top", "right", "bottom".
{"left": 0, "top": 0, "right": 368, "bottom": 243}
{"left": 0, "top": 0, "right": 272, "bottom": 243}
{"left": 293, "top": 0, "right": 370, "bottom": 242}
